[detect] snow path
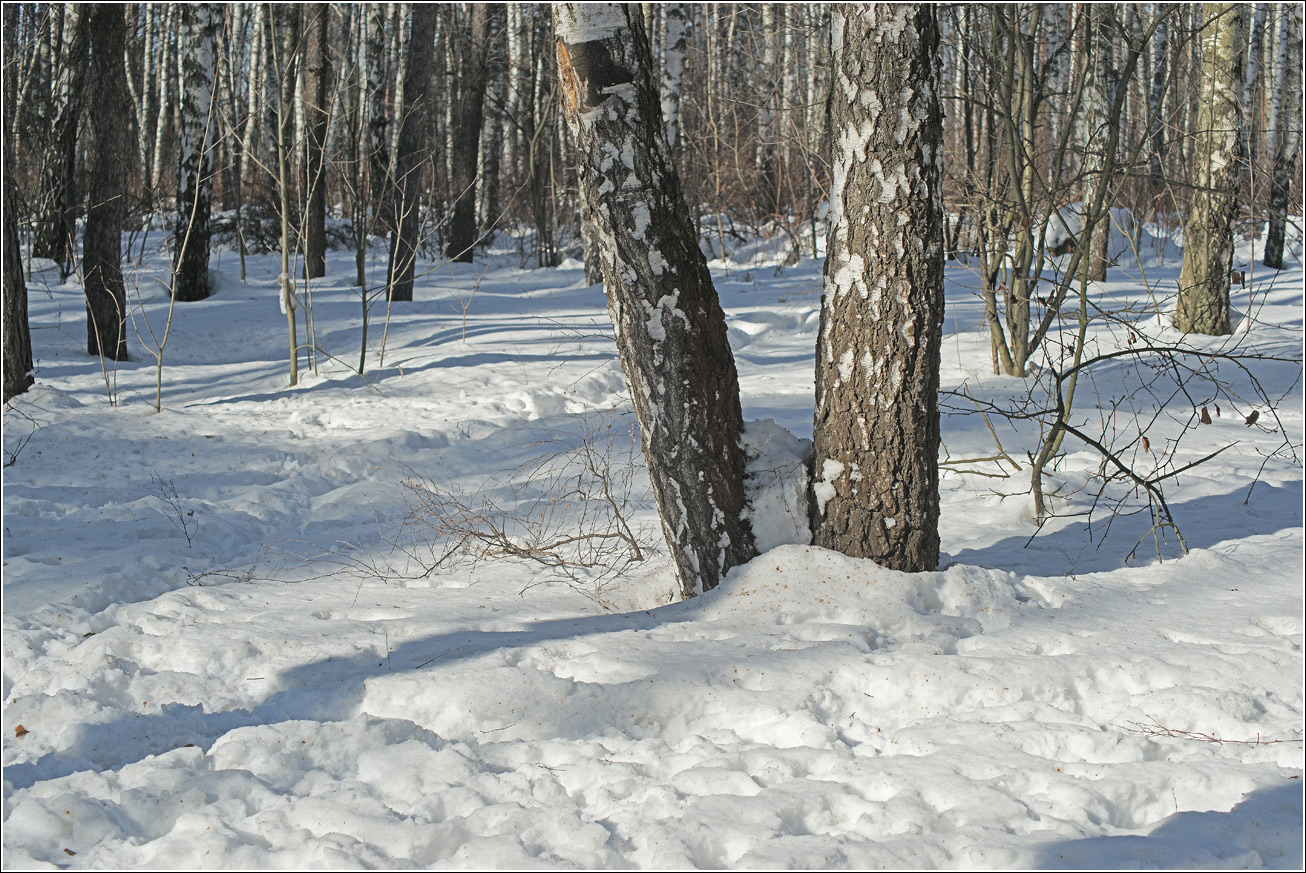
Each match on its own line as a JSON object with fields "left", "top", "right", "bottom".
{"left": 3, "top": 235, "right": 1302, "bottom": 868}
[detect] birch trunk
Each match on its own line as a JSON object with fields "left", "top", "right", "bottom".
{"left": 811, "top": 5, "right": 945, "bottom": 572}
{"left": 554, "top": 2, "right": 756, "bottom": 597}
{"left": 386, "top": 4, "right": 435, "bottom": 301}
{"left": 1264, "top": 4, "right": 1302, "bottom": 270}
{"left": 173, "top": 3, "right": 221, "bottom": 302}
{"left": 1176, "top": 4, "right": 1248, "bottom": 335}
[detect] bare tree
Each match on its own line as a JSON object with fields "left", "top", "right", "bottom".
{"left": 811, "top": 5, "right": 945, "bottom": 572}
{"left": 555, "top": 3, "right": 756, "bottom": 597}
{"left": 1175, "top": 4, "right": 1248, "bottom": 335}
{"left": 446, "top": 3, "right": 491, "bottom": 263}
{"left": 302, "top": 3, "right": 333, "bottom": 280}
{"left": 386, "top": 4, "right": 435, "bottom": 301}
{"left": 173, "top": 3, "right": 222, "bottom": 302}
{"left": 1264, "top": 3, "right": 1302, "bottom": 270}
{"left": 83, "top": 3, "right": 131, "bottom": 361}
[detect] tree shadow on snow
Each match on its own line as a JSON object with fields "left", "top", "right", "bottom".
{"left": 1033, "top": 781, "right": 1304, "bottom": 869}
{"left": 945, "top": 480, "right": 1302, "bottom": 577}
{"left": 3, "top": 604, "right": 695, "bottom": 790}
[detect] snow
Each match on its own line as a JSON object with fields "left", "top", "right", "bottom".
{"left": 3, "top": 224, "right": 1303, "bottom": 868}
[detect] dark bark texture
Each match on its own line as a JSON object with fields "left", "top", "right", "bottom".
{"left": 555, "top": 3, "right": 756, "bottom": 597}
{"left": 83, "top": 3, "right": 131, "bottom": 361}
{"left": 387, "top": 5, "right": 437, "bottom": 301}
{"left": 32, "top": 6, "right": 89, "bottom": 274}
{"left": 303, "top": 4, "right": 333, "bottom": 280}
{"left": 4, "top": 149, "right": 34, "bottom": 402}
{"left": 811, "top": 6, "right": 945, "bottom": 572}
{"left": 446, "top": 4, "right": 491, "bottom": 263}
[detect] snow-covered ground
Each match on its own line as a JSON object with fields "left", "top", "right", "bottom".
{"left": 3, "top": 224, "right": 1303, "bottom": 868}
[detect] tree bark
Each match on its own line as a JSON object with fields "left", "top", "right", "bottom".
{"left": 4, "top": 142, "right": 34, "bottom": 402}
{"left": 302, "top": 3, "right": 333, "bottom": 279}
{"left": 32, "top": 5, "right": 88, "bottom": 275}
{"left": 446, "top": 3, "right": 490, "bottom": 263}
{"left": 1264, "top": 5, "right": 1302, "bottom": 270}
{"left": 1176, "top": 4, "right": 1247, "bottom": 335}
{"left": 83, "top": 3, "right": 131, "bottom": 361}
{"left": 554, "top": 3, "right": 756, "bottom": 597}
{"left": 811, "top": 5, "right": 945, "bottom": 573}
{"left": 173, "top": 4, "right": 221, "bottom": 302}
{"left": 386, "top": 4, "right": 435, "bottom": 301}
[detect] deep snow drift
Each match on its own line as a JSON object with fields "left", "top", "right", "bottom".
{"left": 3, "top": 223, "right": 1303, "bottom": 869}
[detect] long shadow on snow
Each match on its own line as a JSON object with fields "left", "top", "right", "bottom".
{"left": 3, "top": 603, "right": 698, "bottom": 791}
{"left": 1032, "top": 781, "right": 1303, "bottom": 869}
{"left": 946, "top": 481, "right": 1303, "bottom": 576}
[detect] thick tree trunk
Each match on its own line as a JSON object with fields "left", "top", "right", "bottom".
{"left": 446, "top": 4, "right": 490, "bottom": 263}
{"left": 83, "top": 4, "right": 131, "bottom": 361}
{"left": 173, "top": 4, "right": 221, "bottom": 302}
{"left": 811, "top": 5, "right": 945, "bottom": 573}
{"left": 4, "top": 145, "right": 34, "bottom": 402}
{"left": 386, "top": 4, "right": 436, "bottom": 301}
{"left": 1176, "top": 4, "right": 1247, "bottom": 335}
{"left": 302, "top": 4, "right": 332, "bottom": 280}
{"left": 1264, "top": 5, "right": 1302, "bottom": 270}
{"left": 555, "top": 3, "right": 756, "bottom": 597}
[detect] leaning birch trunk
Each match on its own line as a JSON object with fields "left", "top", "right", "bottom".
{"left": 1175, "top": 4, "right": 1248, "bottom": 335}
{"left": 811, "top": 5, "right": 945, "bottom": 573}
{"left": 173, "top": 3, "right": 221, "bottom": 302}
{"left": 84, "top": 4, "right": 131, "bottom": 361}
{"left": 554, "top": 3, "right": 757, "bottom": 597}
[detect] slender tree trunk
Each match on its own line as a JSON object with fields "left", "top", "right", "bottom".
{"left": 555, "top": 3, "right": 756, "bottom": 597}
{"left": 33, "top": 5, "right": 88, "bottom": 274}
{"left": 446, "top": 3, "right": 490, "bottom": 263}
{"left": 1082, "top": 6, "right": 1115, "bottom": 282}
{"left": 660, "top": 3, "right": 690, "bottom": 160}
{"left": 1176, "top": 4, "right": 1248, "bottom": 334}
{"left": 386, "top": 4, "right": 435, "bottom": 301}
{"left": 173, "top": 4, "right": 221, "bottom": 302}
{"left": 1264, "top": 4, "right": 1302, "bottom": 270}
{"left": 811, "top": 5, "right": 945, "bottom": 572}
{"left": 83, "top": 3, "right": 131, "bottom": 361}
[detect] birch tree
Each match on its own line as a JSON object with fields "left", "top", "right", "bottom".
{"left": 32, "top": 4, "right": 88, "bottom": 275}
{"left": 1264, "top": 4, "right": 1302, "bottom": 270}
{"left": 811, "top": 5, "right": 945, "bottom": 572}
{"left": 554, "top": 3, "right": 756, "bottom": 597}
{"left": 386, "top": 4, "right": 436, "bottom": 301}
{"left": 1175, "top": 4, "right": 1248, "bottom": 335}
{"left": 173, "top": 3, "right": 221, "bottom": 302}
